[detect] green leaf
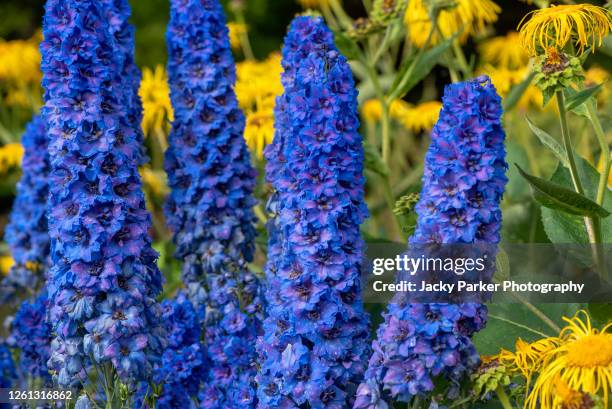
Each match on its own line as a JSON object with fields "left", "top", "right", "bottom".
{"left": 333, "top": 31, "right": 361, "bottom": 60}
{"left": 504, "top": 71, "right": 535, "bottom": 111}
{"left": 363, "top": 142, "right": 389, "bottom": 177}
{"left": 474, "top": 303, "right": 584, "bottom": 355}
{"left": 541, "top": 156, "right": 612, "bottom": 244}
{"left": 516, "top": 164, "right": 610, "bottom": 218}
{"left": 388, "top": 37, "right": 453, "bottom": 100}
{"left": 525, "top": 117, "right": 569, "bottom": 168}
{"left": 565, "top": 84, "right": 603, "bottom": 112}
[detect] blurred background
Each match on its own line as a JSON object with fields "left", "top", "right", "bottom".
{"left": 0, "top": 0, "right": 610, "bottom": 289}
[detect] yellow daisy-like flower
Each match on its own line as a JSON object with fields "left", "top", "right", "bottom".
{"left": 227, "top": 22, "right": 247, "bottom": 50}
{"left": 405, "top": 0, "right": 501, "bottom": 47}
{"left": 479, "top": 31, "right": 530, "bottom": 70}
{"left": 139, "top": 65, "right": 174, "bottom": 136}
{"left": 0, "top": 143, "right": 24, "bottom": 174}
{"left": 235, "top": 53, "right": 283, "bottom": 157}
{"left": 585, "top": 66, "right": 610, "bottom": 106}
{"left": 518, "top": 4, "right": 612, "bottom": 56}
{"left": 0, "top": 36, "right": 41, "bottom": 85}
{"left": 244, "top": 110, "right": 275, "bottom": 159}
{"left": 0, "top": 256, "right": 14, "bottom": 276}
{"left": 597, "top": 153, "right": 612, "bottom": 189}
{"left": 526, "top": 311, "right": 612, "bottom": 409}
{"left": 399, "top": 101, "right": 442, "bottom": 133}
{"left": 361, "top": 99, "right": 384, "bottom": 123}
{"left": 498, "top": 337, "right": 560, "bottom": 380}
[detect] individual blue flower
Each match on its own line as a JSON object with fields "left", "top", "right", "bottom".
{"left": 256, "top": 16, "right": 371, "bottom": 409}
{"left": 164, "top": 0, "right": 263, "bottom": 407}
{"left": 7, "top": 290, "right": 52, "bottom": 383}
{"left": 1, "top": 115, "right": 50, "bottom": 303}
{"left": 41, "top": 0, "right": 165, "bottom": 388}
{"left": 355, "top": 76, "right": 508, "bottom": 408}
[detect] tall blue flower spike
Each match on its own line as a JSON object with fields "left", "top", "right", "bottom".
{"left": 165, "top": 0, "right": 264, "bottom": 407}
{"left": 354, "top": 76, "right": 508, "bottom": 408}
{"left": 8, "top": 291, "right": 52, "bottom": 383}
{"left": 1, "top": 115, "right": 50, "bottom": 303}
{"left": 256, "top": 16, "right": 371, "bottom": 409}
{"left": 41, "top": 0, "right": 165, "bottom": 388}
{"left": 106, "top": 0, "right": 147, "bottom": 165}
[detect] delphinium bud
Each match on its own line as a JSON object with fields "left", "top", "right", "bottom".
{"left": 1, "top": 115, "right": 49, "bottom": 303}
{"left": 256, "top": 16, "right": 371, "bottom": 409}
{"left": 165, "top": 0, "right": 264, "bottom": 407}
{"left": 354, "top": 76, "right": 508, "bottom": 408}
{"left": 41, "top": 0, "right": 165, "bottom": 388}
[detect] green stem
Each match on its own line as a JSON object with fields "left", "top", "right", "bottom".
{"left": 328, "top": 0, "right": 353, "bottom": 30}
{"left": 234, "top": 10, "right": 255, "bottom": 60}
{"left": 556, "top": 91, "right": 584, "bottom": 195}
{"left": 496, "top": 386, "right": 514, "bottom": 409}
{"left": 452, "top": 39, "right": 472, "bottom": 78}
{"left": 509, "top": 292, "right": 562, "bottom": 333}
{"left": 585, "top": 101, "right": 610, "bottom": 206}
{"left": 488, "top": 313, "right": 552, "bottom": 338}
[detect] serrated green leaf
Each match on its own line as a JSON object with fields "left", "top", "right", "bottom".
{"left": 565, "top": 84, "right": 603, "bottom": 112}
{"left": 388, "top": 37, "right": 453, "bottom": 100}
{"left": 525, "top": 117, "right": 569, "bottom": 168}
{"left": 504, "top": 71, "right": 535, "bottom": 111}
{"left": 516, "top": 164, "right": 610, "bottom": 218}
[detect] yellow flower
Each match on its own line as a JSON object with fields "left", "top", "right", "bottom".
{"left": 0, "top": 143, "right": 24, "bottom": 174}
{"left": 0, "top": 36, "right": 41, "bottom": 85}
{"left": 244, "top": 110, "right": 275, "bottom": 159}
{"left": 518, "top": 4, "right": 612, "bottom": 56}
{"left": 139, "top": 166, "right": 169, "bottom": 197}
{"left": 361, "top": 99, "right": 410, "bottom": 123}
{"left": 526, "top": 311, "right": 612, "bottom": 409}
{"left": 297, "top": 0, "right": 329, "bottom": 8}
{"left": 479, "top": 32, "right": 530, "bottom": 69}
{"left": 236, "top": 53, "right": 283, "bottom": 157}
{"left": 0, "top": 256, "right": 14, "bottom": 276}
{"left": 139, "top": 66, "right": 173, "bottom": 136}
{"left": 399, "top": 101, "right": 442, "bottom": 133}
{"left": 227, "top": 22, "right": 247, "bottom": 50}
{"left": 597, "top": 153, "right": 612, "bottom": 189}
{"left": 498, "top": 337, "right": 560, "bottom": 380}
{"left": 405, "top": 0, "right": 501, "bottom": 47}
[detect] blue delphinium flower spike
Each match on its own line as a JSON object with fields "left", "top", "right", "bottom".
{"left": 8, "top": 290, "right": 52, "bottom": 383}
{"left": 256, "top": 16, "right": 371, "bottom": 409}
{"left": 165, "top": 0, "right": 264, "bottom": 407}
{"left": 1, "top": 115, "right": 49, "bottom": 303}
{"left": 41, "top": 0, "right": 165, "bottom": 387}
{"left": 106, "top": 0, "right": 147, "bottom": 165}
{"left": 155, "top": 294, "right": 206, "bottom": 408}
{"left": 354, "top": 76, "right": 508, "bottom": 408}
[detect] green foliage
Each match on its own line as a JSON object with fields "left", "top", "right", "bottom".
{"left": 516, "top": 164, "right": 610, "bottom": 218}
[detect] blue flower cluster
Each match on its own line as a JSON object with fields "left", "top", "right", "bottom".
{"left": 354, "top": 76, "right": 508, "bottom": 408}
{"left": 8, "top": 291, "right": 52, "bottom": 383}
{"left": 150, "top": 294, "right": 206, "bottom": 409}
{"left": 1, "top": 115, "right": 50, "bottom": 303}
{"left": 0, "top": 343, "right": 15, "bottom": 388}
{"left": 106, "top": 0, "right": 146, "bottom": 166}
{"left": 41, "top": 0, "right": 165, "bottom": 387}
{"left": 257, "top": 16, "right": 371, "bottom": 409}
{"left": 165, "top": 0, "right": 263, "bottom": 407}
